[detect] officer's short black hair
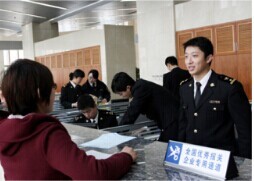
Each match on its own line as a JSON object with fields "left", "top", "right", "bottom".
{"left": 71, "top": 69, "right": 85, "bottom": 79}
{"left": 183, "top": 37, "right": 214, "bottom": 58}
{"left": 77, "top": 94, "right": 96, "bottom": 110}
{"left": 111, "top": 72, "right": 135, "bottom": 93}
{"left": 88, "top": 69, "right": 99, "bottom": 79}
{"left": 165, "top": 56, "right": 178, "bottom": 66}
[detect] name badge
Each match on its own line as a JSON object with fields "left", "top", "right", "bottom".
{"left": 164, "top": 141, "right": 230, "bottom": 180}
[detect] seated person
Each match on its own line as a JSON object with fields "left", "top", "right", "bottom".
{"left": 82, "top": 69, "right": 111, "bottom": 103}
{"left": 0, "top": 59, "right": 136, "bottom": 180}
{"left": 74, "top": 94, "right": 118, "bottom": 129}
{"left": 60, "top": 69, "right": 85, "bottom": 109}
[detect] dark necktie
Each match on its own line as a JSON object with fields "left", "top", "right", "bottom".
{"left": 195, "top": 82, "right": 201, "bottom": 106}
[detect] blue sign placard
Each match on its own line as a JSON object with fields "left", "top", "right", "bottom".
{"left": 164, "top": 141, "right": 230, "bottom": 180}
{"left": 165, "top": 141, "right": 183, "bottom": 164}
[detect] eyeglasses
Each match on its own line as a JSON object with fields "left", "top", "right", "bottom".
{"left": 52, "top": 83, "right": 57, "bottom": 90}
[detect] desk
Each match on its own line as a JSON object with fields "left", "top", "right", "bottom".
{"left": 63, "top": 123, "right": 251, "bottom": 180}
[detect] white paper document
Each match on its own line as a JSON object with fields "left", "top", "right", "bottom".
{"left": 86, "top": 150, "right": 112, "bottom": 159}
{"left": 80, "top": 133, "right": 136, "bottom": 149}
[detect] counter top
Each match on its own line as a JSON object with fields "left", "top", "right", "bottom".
{"left": 63, "top": 123, "right": 251, "bottom": 180}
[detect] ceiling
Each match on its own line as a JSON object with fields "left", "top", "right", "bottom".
{"left": 0, "top": 0, "right": 188, "bottom": 39}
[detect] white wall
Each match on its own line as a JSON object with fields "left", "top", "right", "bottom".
{"left": 34, "top": 29, "right": 107, "bottom": 83}
{"left": 22, "top": 23, "right": 35, "bottom": 60}
{"left": 136, "top": 1, "right": 176, "bottom": 85}
{"left": 175, "top": 0, "right": 252, "bottom": 31}
{"left": 104, "top": 25, "right": 136, "bottom": 99}
{"left": 0, "top": 51, "right": 4, "bottom": 74}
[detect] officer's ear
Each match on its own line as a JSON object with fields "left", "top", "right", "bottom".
{"left": 206, "top": 55, "right": 213, "bottom": 65}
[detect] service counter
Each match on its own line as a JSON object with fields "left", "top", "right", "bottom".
{"left": 63, "top": 123, "right": 251, "bottom": 180}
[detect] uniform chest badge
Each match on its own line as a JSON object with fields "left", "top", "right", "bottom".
{"left": 210, "top": 83, "right": 215, "bottom": 87}
{"left": 189, "top": 84, "right": 192, "bottom": 87}
{"left": 209, "top": 100, "right": 220, "bottom": 104}
{"left": 100, "top": 117, "right": 103, "bottom": 120}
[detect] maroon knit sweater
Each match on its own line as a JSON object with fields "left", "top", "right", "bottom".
{"left": 0, "top": 113, "right": 133, "bottom": 180}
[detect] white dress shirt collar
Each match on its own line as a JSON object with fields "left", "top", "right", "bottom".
{"left": 194, "top": 69, "right": 212, "bottom": 95}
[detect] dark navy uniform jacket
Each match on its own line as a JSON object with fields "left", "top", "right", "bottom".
{"left": 73, "top": 109, "right": 118, "bottom": 129}
{"left": 60, "top": 82, "right": 83, "bottom": 109}
{"left": 120, "top": 79, "right": 179, "bottom": 142}
{"left": 82, "top": 80, "right": 111, "bottom": 102}
{"left": 163, "top": 67, "right": 190, "bottom": 100}
{"left": 178, "top": 71, "right": 251, "bottom": 159}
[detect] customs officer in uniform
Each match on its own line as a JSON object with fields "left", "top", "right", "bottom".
{"left": 74, "top": 94, "right": 118, "bottom": 129}
{"left": 111, "top": 72, "right": 179, "bottom": 143}
{"left": 178, "top": 37, "right": 251, "bottom": 159}
{"left": 163, "top": 56, "right": 190, "bottom": 101}
{"left": 60, "top": 69, "right": 85, "bottom": 109}
{"left": 82, "top": 69, "right": 111, "bottom": 103}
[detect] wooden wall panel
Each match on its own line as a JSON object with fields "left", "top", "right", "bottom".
{"left": 176, "top": 31, "right": 194, "bottom": 58}
{"left": 69, "top": 52, "right": 76, "bottom": 67}
{"left": 237, "top": 53, "right": 252, "bottom": 100}
{"left": 215, "top": 24, "right": 235, "bottom": 55}
{"left": 35, "top": 46, "right": 101, "bottom": 93}
{"left": 214, "top": 55, "right": 238, "bottom": 80}
{"left": 51, "top": 55, "right": 57, "bottom": 68}
{"left": 57, "top": 54, "right": 62, "bottom": 68}
{"left": 92, "top": 46, "right": 100, "bottom": 64}
{"left": 236, "top": 20, "right": 252, "bottom": 54}
{"left": 194, "top": 27, "right": 213, "bottom": 43}
{"left": 63, "top": 53, "right": 70, "bottom": 68}
{"left": 45, "top": 56, "right": 51, "bottom": 68}
{"left": 40, "top": 57, "right": 45, "bottom": 65}
{"left": 77, "top": 50, "right": 83, "bottom": 66}
{"left": 84, "top": 49, "right": 91, "bottom": 65}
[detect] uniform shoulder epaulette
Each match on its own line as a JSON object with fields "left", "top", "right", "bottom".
{"left": 180, "top": 78, "right": 191, "bottom": 86}
{"left": 219, "top": 75, "right": 236, "bottom": 85}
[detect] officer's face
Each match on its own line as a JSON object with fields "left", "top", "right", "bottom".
{"left": 117, "top": 86, "right": 132, "bottom": 99}
{"left": 184, "top": 46, "right": 212, "bottom": 80}
{"left": 88, "top": 73, "right": 96, "bottom": 84}
{"left": 73, "top": 77, "right": 83, "bottom": 85}
{"left": 81, "top": 107, "right": 97, "bottom": 119}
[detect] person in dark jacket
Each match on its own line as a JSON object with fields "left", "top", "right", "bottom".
{"left": 163, "top": 56, "right": 190, "bottom": 100}
{"left": 0, "top": 59, "right": 137, "bottom": 180}
{"left": 178, "top": 37, "right": 251, "bottom": 159}
{"left": 60, "top": 69, "right": 85, "bottom": 109}
{"left": 111, "top": 72, "right": 179, "bottom": 143}
{"left": 82, "top": 69, "right": 110, "bottom": 103}
{"left": 74, "top": 94, "right": 118, "bottom": 129}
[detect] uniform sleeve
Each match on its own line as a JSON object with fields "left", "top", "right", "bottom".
{"left": 100, "top": 82, "right": 111, "bottom": 102}
{"left": 163, "top": 74, "right": 166, "bottom": 87}
{"left": 42, "top": 127, "right": 133, "bottom": 180}
{"left": 60, "top": 86, "right": 72, "bottom": 109}
{"left": 178, "top": 87, "right": 187, "bottom": 142}
{"left": 163, "top": 75, "right": 171, "bottom": 91}
{"left": 120, "top": 83, "right": 151, "bottom": 125}
{"left": 103, "top": 86, "right": 111, "bottom": 102}
{"left": 228, "top": 82, "right": 252, "bottom": 158}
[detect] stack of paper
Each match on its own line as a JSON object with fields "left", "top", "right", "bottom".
{"left": 80, "top": 133, "right": 136, "bottom": 149}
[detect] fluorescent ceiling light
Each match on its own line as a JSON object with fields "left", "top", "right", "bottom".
{"left": 21, "top": 0, "right": 68, "bottom": 10}
{"left": 78, "top": 21, "right": 100, "bottom": 25}
{"left": 71, "top": 13, "right": 137, "bottom": 21}
{"left": 0, "top": 27, "right": 16, "bottom": 32}
{"left": 92, "top": 8, "right": 137, "bottom": 12}
{"left": 0, "top": 8, "right": 46, "bottom": 19}
{"left": 0, "top": 20, "right": 21, "bottom": 25}
{"left": 50, "top": 0, "right": 104, "bottom": 22}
